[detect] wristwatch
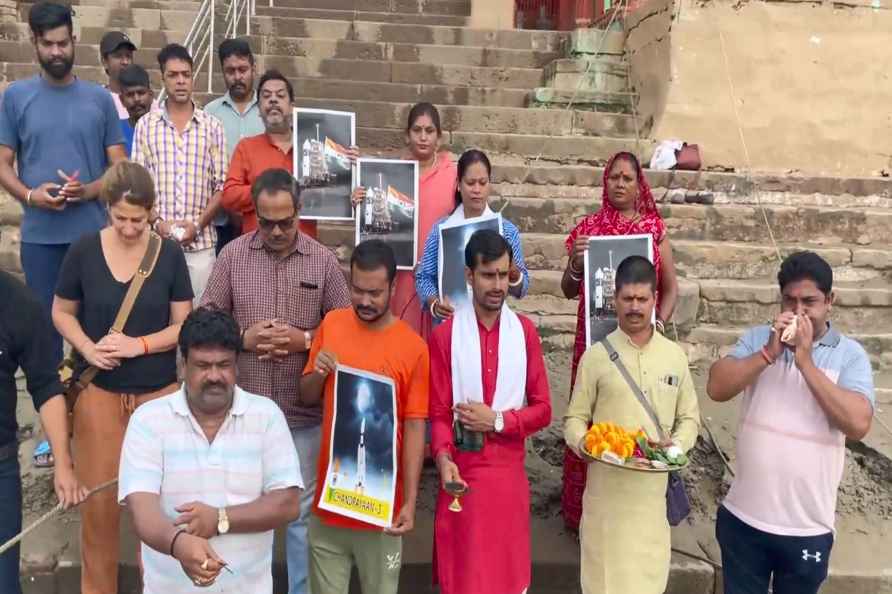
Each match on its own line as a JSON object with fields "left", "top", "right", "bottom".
{"left": 304, "top": 330, "right": 312, "bottom": 351}
{"left": 494, "top": 411, "right": 504, "bottom": 433}
{"left": 217, "top": 507, "right": 230, "bottom": 535}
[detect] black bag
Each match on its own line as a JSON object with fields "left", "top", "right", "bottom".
{"left": 600, "top": 339, "right": 692, "bottom": 526}
{"left": 453, "top": 419, "right": 485, "bottom": 452}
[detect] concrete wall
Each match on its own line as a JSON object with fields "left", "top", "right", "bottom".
{"left": 624, "top": 0, "right": 673, "bottom": 139}
{"left": 469, "top": 0, "right": 514, "bottom": 29}
{"left": 635, "top": 0, "right": 892, "bottom": 177}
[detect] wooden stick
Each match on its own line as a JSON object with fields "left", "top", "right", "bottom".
{"left": 0, "top": 478, "right": 118, "bottom": 555}
{"left": 701, "top": 415, "right": 736, "bottom": 478}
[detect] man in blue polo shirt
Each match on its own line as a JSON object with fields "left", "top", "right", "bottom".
{"left": 0, "top": 1, "right": 126, "bottom": 365}
{"left": 707, "top": 251, "right": 874, "bottom": 594}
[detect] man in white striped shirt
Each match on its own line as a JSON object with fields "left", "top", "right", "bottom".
{"left": 119, "top": 307, "right": 302, "bottom": 592}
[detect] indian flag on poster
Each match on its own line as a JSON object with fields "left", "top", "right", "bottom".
{"left": 324, "top": 137, "right": 352, "bottom": 171}
{"left": 386, "top": 185, "right": 415, "bottom": 218}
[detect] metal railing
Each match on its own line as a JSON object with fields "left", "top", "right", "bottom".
{"left": 167, "top": 0, "right": 255, "bottom": 97}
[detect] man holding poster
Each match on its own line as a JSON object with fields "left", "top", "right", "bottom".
{"left": 299, "top": 240, "right": 429, "bottom": 594}
{"left": 429, "top": 230, "right": 552, "bottom": 594}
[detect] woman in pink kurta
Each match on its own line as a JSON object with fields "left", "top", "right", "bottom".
{"left": 353, "top": 103, "right": 456, "bottom": 340}
{"left": 429, "top": 312, "right": 552, "bottom": 594}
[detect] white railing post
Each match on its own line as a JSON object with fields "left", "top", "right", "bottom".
{"left": 208, "top": 0, "right": 215, "bottom": 94}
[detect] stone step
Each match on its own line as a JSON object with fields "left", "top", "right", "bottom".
{"left": 488, "top": 161, "right": 892, "bottom": 201}
{"left": 249, "top": 18, "right": 568, "bottom": 52}
{"left": 41, "top": 5, "right": 197, "bottom": 30}
{"left": 695, "top": 279, "right": 892, "bottom": 335}
{"left": 683, "top": 324, "right": 892, "bottom": 370}
{"left": 252, "top": 9, "right": 466, "bottom": 27}
{"left": 527, "top": 88, "right": 636, "bottom": 113}
{"left": 256, "top": 0, "right": 471, "bottom": 16}
{"left": 259, "top": 37, "right": 561, "bottom": 69}
{"left": 520, "top": 234, "right": 890, "bottom": 283}
{"left": 261, "top": 55, "right": 545, "bottom": 88}
{"left": 542, "top": 58, "right": 631, "bottom": 93}
{"left": 19, "top": 0, "right": 203, "bottom": 11}
{"left": 494, "top": 195, "right": 892, "bottom": 247}
{"left": 348, "top": 20, "right": 568, "bottom": 51}
{"left": 78, "top": 25, "right": 186, "bottom": 48}
{"left": 353, "top": 127, "right": 651, "bottom": 161}
{"left": 293, "top": 97, "right": 637, "bottom": 137}
{"left": 288, "top": 77, "right": 532, "bottom": 108}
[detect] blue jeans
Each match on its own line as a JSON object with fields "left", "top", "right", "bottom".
{"left": 288, "top": 424, "right": 322, "bottom": 594}
{"left": 0, "top": 454, "right": 22, "bottom": 594}
{"left": 20, "top": 242, "right": 70, "bottom": 366}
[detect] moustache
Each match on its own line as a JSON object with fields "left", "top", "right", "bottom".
{"left": 201, "top": 382, "right": 227, "bottom": 393}
{"left": 356, "top": 306, "right": 377, "bottom": 314}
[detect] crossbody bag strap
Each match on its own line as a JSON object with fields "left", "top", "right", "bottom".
{"left": 600, "top": 338, "right": 668, "bottom": 442}
{"left": 109, "top": 232, "right": 163, "bottom": 332}
{"left": 77, "top": 232, "right": 163, "bottom": 387}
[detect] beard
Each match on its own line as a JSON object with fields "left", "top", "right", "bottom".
{"left": 262, "top": 111, "right": 289, "bottom": 133}
{"left": 229, "top": 81, "right": 250, "bottom": 100}
{"left": 39, "top": 53, "right": 74, "bottom": 80}
{"left": 355, "top": 303, "right": 388, "bottom": 324}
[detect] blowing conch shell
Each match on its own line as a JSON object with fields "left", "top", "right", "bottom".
{"left": 781, "top": 316, "right": 799, "bottom": 345}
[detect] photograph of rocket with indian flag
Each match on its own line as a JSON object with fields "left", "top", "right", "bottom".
{"left": 319, "top": 365, "right": 398, "bottom": 528}
{"left": 293, "top": 107, "right": 356, "bottom": 220}
{"left": 355, "top": 158, "right": 419, "bottom": 269}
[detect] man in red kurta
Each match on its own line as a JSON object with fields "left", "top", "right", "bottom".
{"left": 430, "top": 229, "right": 552, "bottom": 594}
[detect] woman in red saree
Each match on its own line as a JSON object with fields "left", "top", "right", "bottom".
{"left": 560, "top": 151, "right": 680, "bottom": 530}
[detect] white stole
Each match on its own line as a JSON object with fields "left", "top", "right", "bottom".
{"left": 443, "top": 203, "right": 494, "bottom": 227}
{"left": 450, "top": 302, "right": 527, "bottom": 412}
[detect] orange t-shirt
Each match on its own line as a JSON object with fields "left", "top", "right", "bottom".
{"left": 303, "top": 307, "right": 430, "bottom": 530}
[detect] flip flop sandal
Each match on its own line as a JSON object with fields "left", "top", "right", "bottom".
{"left": 32, "top": 440, "right": 55, "bottom": 468}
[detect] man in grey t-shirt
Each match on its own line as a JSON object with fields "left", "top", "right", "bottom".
{"left": 0, "top": 2, "right": 126, "bottom": 364}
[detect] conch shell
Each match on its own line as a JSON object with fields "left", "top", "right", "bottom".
{"left": 781, "top": 315, "right": 799, "bottom": 345}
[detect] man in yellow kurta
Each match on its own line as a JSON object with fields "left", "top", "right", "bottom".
{"left": 564, "top": 255, "right": 700, "bottom": 594}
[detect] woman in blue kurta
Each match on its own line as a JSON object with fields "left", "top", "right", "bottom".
{"left": 415, "top": 149, "right": 530, "bottom": 323}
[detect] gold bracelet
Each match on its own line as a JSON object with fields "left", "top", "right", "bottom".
{"left": 25, "top": 189, "right": 33, "bottom": 206}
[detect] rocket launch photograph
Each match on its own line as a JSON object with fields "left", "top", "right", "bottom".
{"left": 355, "top": 158, "right": 419, "bottom": 270}
{"left": 293, "top": 107, "right": 355, "bottom": 220}
{"left": 319, "top": 365, "right": 398, "bottom": 528}
{"left": 583, "top": 234, "right": 653, "bottom": 346}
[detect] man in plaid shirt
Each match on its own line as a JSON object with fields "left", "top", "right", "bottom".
{"left": 133, "top": 43, "right": 227, "bottom": 302}
{"left": 201, "top": 168, "right": 349, "bottom": 594}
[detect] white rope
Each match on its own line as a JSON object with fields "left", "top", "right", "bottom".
{"left": 717, "top": 28, "right": 782, "bottom": 264}
{"left": 0, "top": 479, "right": 118, "bottom": 555}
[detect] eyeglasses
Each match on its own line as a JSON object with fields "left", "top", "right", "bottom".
{"left": 257, "top": 215, "right": 297, "bottom": 232}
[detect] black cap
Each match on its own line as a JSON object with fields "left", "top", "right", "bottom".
{"left": 100, "top": 31, "right": 137, "bottom": 57}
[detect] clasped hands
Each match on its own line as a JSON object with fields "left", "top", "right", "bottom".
{"left": 83, "top": 331, "right": 144, "bottom": 370}
{"left": 454, "top": 402, "right": 496, "bottom": 433}
{"left": 243, "top": 319, "right": 307, "bottom": 361}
